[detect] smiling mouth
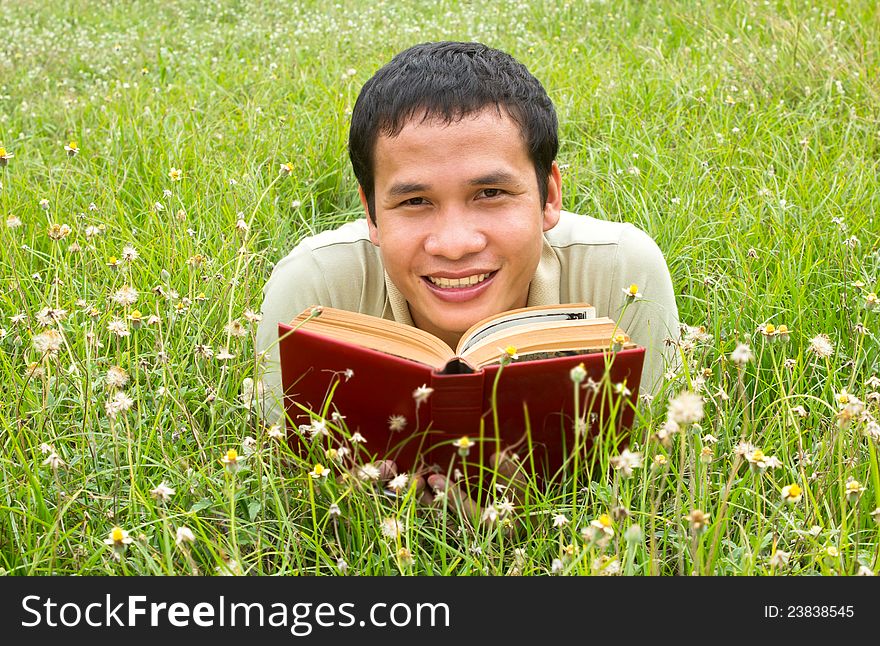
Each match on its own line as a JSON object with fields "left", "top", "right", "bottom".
{"left": 425, "top": 272, "right": 494, "bottom": 289}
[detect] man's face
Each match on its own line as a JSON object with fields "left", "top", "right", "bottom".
{"left": 362, "top": 109, "right": 561, "bottom": 348}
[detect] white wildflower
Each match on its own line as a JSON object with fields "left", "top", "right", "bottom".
{"left": 808, "top": 334, "right": 834, "bottom": 358}
{"left": 150, "top": 482, "right": 175, "bottom": 502}
{"left": 42, "top": 452, "right": 65, "bottom": 470}
{"left": 552, "top": 514, "right": 569, "bottom": 528}
{"left": 32, "top": 329, "right": 63, "bottom": 355}
{"left": 387, "top": 473, "right": 409, "bottom": 493}
{"left": 121, "top": 245, "right": 139, "bottom": 261}
{"left": 175, "top": 526, "right": 196, "bottom": 546}
{"left": 380, "top": 517, "right": 404, "bottom": 540}
{"left": 111, "top": 285, "right": 139, "bottom": 306}
{"left": 730, "top": 343, "right": 753, "bottom": 365}
{"left": 225, "top": 319, "right": 248, "bottom": 337}
{"left": 388, "top": 415, "right": 407, "bottom": 432}
{"left": 412, "top": 384, "right": 434, "bottom": 407}
{"left": 481, "top": 505, "right": 499, "bottom": 525}
{"left": 308, "top": 419, "right": 328, "bottom": 439}
{"left": 105, "top": 365, "right": 129, "bottom": 389}
{"left": 769, "top": 550, "right": 790, "bottom": 568}
{"left": 104, "top": 390, "right": 134, "bottom": 418}
{"left": 267, "top": 425, "right": 285, "bottom": 441}
{"left": 667, "top": 390, "right": 704, "bottom": 426}
{"left": 357, "top": 464, "right": 381, "bottom": 481}
{"left": 107, "top": 318, "right": 130, "bottom": 337}
{"left": 610, "top": 448, "right": 643, "bottom": 478}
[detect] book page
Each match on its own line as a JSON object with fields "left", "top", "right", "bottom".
{"left": 461, "top": 317, "right": 629, "bottom": 368}
{"left": 291, "top": 307, "right": 454, "bottom": 370}
{"left": 457, "top": 303, "right": 597, "bottom": 354}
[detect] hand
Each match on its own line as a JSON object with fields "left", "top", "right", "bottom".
{"left": 370, "top": 452, "right": 529, "bottom": 528}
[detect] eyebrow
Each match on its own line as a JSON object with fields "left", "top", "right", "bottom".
{"left": 386, "top": 171, "right": 521, "bottom": 198}
{"left": 468, "top": 171, "right": 520, "bottom": 187}
{"left": 388, "top": 182, "right": 430, "bottom": 197}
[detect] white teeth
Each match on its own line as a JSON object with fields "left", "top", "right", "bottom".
{"left": 428, "top": 273, "right": 490, "bottom": 288}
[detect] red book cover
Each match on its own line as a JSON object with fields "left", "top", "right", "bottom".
{"left": 278, "top": 319, "right": 644, "bottom": 481}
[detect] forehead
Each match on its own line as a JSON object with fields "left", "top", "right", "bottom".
{"left": 372, "top": 109, "right": 530, "bottom": 179}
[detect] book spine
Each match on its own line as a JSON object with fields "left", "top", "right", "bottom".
{"left": 428, "top": 371, "right": 486, "bottom": 431}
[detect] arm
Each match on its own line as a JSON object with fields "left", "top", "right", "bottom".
{"left": 609, "top": 225, "right": 680, "bottom": 397}
{"left": 255, "top": 247, "right": 332, "bottom": 424}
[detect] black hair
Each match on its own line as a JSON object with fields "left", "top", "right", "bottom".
{"left": 348, "top": 41, "right": 558, "bottom": 223}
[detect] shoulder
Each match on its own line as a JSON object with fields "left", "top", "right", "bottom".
{"left": 262, "top": 218, "right": 384, "bottom": 306}
{"left": 291, "top": 218, "right": 375, "bottom": 254}
{"left": 271, "top": 219, "right": 379, "bottom": 274}
{"left": 547, "top": 211, "right": 652, "bottom": 247}
{"left": 548, "top": 211, "right": 667, "bottom": 266}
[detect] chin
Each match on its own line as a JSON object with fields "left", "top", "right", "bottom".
{"left": 440, "top": 308, "right": 495, "bottom": 333}
{"left": 412, "top": 287, "right": 512, "bottom": 337}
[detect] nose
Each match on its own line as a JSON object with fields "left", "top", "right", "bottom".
{"left": 423, "top": 209, "right": 488, "bottom": 260}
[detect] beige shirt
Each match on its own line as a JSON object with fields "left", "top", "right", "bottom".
{"left": 255, "top": 211, "right": 679, "bottom": 423}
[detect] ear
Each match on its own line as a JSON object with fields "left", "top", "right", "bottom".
{"left": 541, "top": 161, "right": 563, "bottom": 232}
{"left": 359, "top": 185, "right": 381, "bottom": 246}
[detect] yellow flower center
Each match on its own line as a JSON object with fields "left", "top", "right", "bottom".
{"left": 504, "top": 345, "right": 517, "bottom": 357}
{"left": 786, "top": 484, "right": 801, "bottom": 498}
{"left": 0, "top": 147, "right": 6, "bottom": 156}
{"left": 313, "top": 464, "right": 325, "bottom": 475}
{"left": 846, "top": 480, "right": 861, "bottom": 492}
{"left": 777, "top": 324, "right": 788, "bottom": 334}
{"left": 108, "top": 256, "right": 118, "bottom": 264}
{"left": 226, "top": 449, "right": 238, "bottom": 462}
{"left": 68, "top": 141, "right": 77, "bottom": 150}
{"left": 613, "top": 333, "right": 627, "bottom": 345}
{"left": 628, "top": 284, "right": 639, "bottom": 295}
{"left": 111, "top": 527, "right": 124, "bottom": 542}
{"left": 455, "top": 436, "right": 473, "bottom": 448}
{"left": 598, "top": 514, "right": 612, "bottom": 528}
{"left": 129, "top": 309, "right": 142, "bottom": 319}
{"left": 763, "top": 324, "right": 775, "bottom": 335}
{"left": 750, "top": 449, "right": 765, "bottom": 462}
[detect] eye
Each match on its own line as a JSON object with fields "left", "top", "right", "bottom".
{"left": 479, "top": 188, "right": 504, "bottom": 198}
{"left": 401, "top": 197, "right": 428, "bottom": 206}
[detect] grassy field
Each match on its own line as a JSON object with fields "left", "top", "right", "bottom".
{"left": 1, "top": 0, "right": 879, "bottom": 576}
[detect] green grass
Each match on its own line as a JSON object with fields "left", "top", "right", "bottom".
{"left": 1, "top": 0, "right": 879, "bottom": 576}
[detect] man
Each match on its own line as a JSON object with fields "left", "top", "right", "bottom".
{"left": 256, "top": 41, "right": 679, "bottom": 428}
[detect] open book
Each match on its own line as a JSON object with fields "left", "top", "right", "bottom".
{"left": 278, "top": 303, "right": 644, "bottom": 478}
